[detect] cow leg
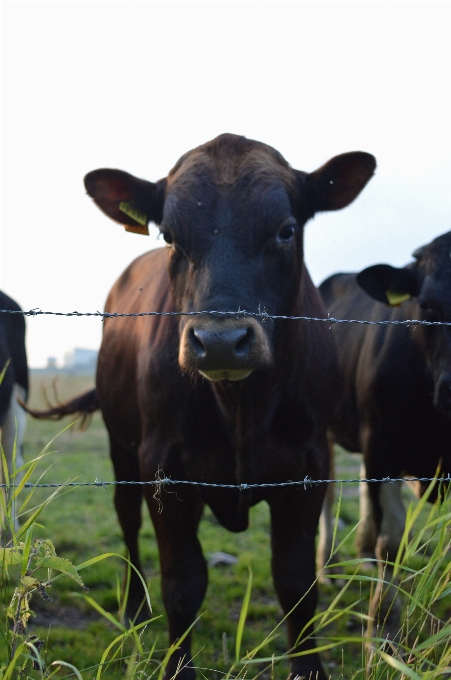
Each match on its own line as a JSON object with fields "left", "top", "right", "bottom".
{"left": 316, "top": 441, "right": 339, "bottom": 584}
{"left": 145, "top": 482, "right": 207, "bottom": 680}
{"left": 270, "top": 486, "right": 327, "bottom": 680}
{"left": 367, "top": 479, "right": 406, "bottom": 641}
{"left": 356, "top": 462, "right": 377, "bottom": 561}
{"left": 108, "top": 436, "right": 147, "bottom": 622}
{"left": 316, "top": 481, "right": 335, "bottom": 583}
{"left": 1, "top": 384, "right": 27, "bottom": 539}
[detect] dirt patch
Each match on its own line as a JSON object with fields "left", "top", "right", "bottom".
{"left": 28, "top": 597, "right": 100, "bottom": 631}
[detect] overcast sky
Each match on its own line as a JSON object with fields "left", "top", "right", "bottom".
{"left": 2, "top": 1, "right": 451, "bottom": 367}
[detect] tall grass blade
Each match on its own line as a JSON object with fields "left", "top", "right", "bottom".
{"left": 330, "top": 482, "right": 343, "bottom": 558}
{"left": 3, "top": 641, "right": 27, "bottom": 680}
{"left": 1, "top": 447, "right": 10, "bottom": 488}
{"left": 378, "top": 650, "right": 423, "bottom": 679}
{"left": 73, "top": 552, "right": 153, "bottom": 615}
{"left": 80, "top": 593, "right": 128, "bottom": 632}
{"left": 20, "top": 527, "right": 33, "bottom": 577}
{"left": 95, "top": 618, "right": 161, "bottom": 680}
{"left": 156, "top": 614, "right": 203, "bottom": 680}
{"left": 235, "top": 566, "right": 253, "bottom": 663}
{"left": 47, "top": 661, "right": 83, "bottom": 679}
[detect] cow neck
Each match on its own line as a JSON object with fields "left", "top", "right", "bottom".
{"left": 235, "top": 389, "right": 254, "bottom": 485}
{"left": 211, "top": 380, "right": 256, "bottom": 487}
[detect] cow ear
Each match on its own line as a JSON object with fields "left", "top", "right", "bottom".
{"left": 306, "top": 152, "right": 376, "bottom": 212}
{"left": 357, "top": 264, "right": 419, "bottom": 305}
{"left": 84, "top": 169, "right": 166, "bottom": 235}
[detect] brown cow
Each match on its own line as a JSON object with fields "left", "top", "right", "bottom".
{"left": 27, "top": 134, "right": 375, "bottom": 679}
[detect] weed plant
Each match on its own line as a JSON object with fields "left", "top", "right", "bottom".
{"left": 0, "top": 424, "right": 159, "bottom": 679}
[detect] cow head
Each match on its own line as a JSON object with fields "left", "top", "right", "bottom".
{"left": 357, "top": 231, "right": 451, "bottom": 416}
{"left": 85, "top": 134, "right": 375, "bottom": 382}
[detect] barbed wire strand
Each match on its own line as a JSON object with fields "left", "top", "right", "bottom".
{"left": 1, "top": 308, "right": 451, "bottom": 327}
{"left": 1, "top": 475, "right": 450, "bottom": 490}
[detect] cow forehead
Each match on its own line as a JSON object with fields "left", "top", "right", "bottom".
{"left": 166, "top": 134, "right": 294, "bottom": 194}
{"left": 418, "top": 231, "right": 451, "bottom": 269}
{"left": 417, "top": 234, "right": 451, "bottom": 306}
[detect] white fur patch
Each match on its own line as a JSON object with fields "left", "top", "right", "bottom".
{"left": 1, "top": 384, "right": 27, "bottom": 535}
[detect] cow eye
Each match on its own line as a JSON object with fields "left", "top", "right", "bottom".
{"left": 277, "top": 224, "right": 295, "bottom": 243}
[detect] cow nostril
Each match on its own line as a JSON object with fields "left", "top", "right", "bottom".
{"left": 190, "top": 328, "right": 207, "bottom": 358}
{"left": 235, "top": 327, "right": 253, "bottom": 357}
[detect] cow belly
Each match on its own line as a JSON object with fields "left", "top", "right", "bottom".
{"left": 328, "top": 402, "right": 361, "bottom": 455}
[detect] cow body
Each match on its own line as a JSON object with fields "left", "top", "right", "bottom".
{"left": 100, "top": 249, "right": 336, "bottom": 680}
{"left": 26, "top": 134, "right": 375, "bottom": 679}
{"left": 0, "top": 291, "right": 28, "bottom": 537}
{"left": 318, "top": 232, "right": 451, "bottom": 639}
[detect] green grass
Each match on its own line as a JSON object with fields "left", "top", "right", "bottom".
{"left": 1, "top": 372, "right": 450, "bottom": 679}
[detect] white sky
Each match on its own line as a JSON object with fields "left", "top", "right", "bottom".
{"left": 2, "top": 1, "right": 451, "bottom": 367}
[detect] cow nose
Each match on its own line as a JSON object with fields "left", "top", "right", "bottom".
{"left": 179, "top": 317, "right": 273, "bottom": 381}
{"left": 189, "top": 326, "right": 254, "bottom": 363}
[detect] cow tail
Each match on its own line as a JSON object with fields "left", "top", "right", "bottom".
{"left": 19, "top": 388, "right": 100, "bottom": 428}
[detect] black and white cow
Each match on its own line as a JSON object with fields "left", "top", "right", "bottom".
{"left": 0, "top": 291, "right": 28, "bottom": 535}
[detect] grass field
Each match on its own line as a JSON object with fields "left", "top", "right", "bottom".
{"left": 1, "top": 372, "right": 449, "bottom": 679}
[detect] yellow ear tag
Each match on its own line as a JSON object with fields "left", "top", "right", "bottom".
{"left": 119, "top": 201, "right": 149, "bottom": 235}
{"left": 385, "top": 290, "right": 411, "bottom": 306}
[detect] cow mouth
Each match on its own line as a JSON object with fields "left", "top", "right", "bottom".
{"left": 199, "top": 369, "right": 253, "bottom": 382}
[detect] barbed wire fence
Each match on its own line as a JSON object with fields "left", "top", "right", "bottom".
{"left": 2, "top": 306, "right": 450, "bottom": 490}
{"left": 2, "top": 307, "right": 451, "bottom": 326}
{"left": 1, "top": 476, "right": 451, "bottom": 491}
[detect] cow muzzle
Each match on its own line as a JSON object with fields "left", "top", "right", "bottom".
{"left": 179, "top": 317, "right": 273, "bottom": 381}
